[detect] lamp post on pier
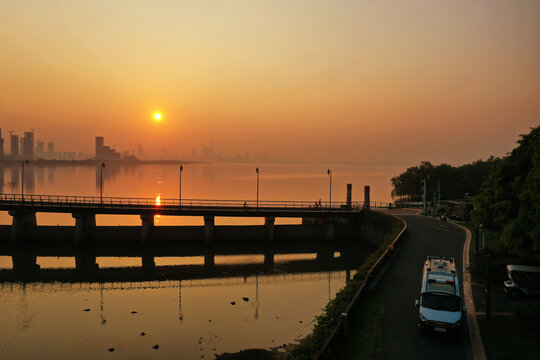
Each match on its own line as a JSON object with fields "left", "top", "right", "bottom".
{"left": 100, "top": 162, "right": 106, "bottom": 204}
{"left": 21, "top": 159, "right": 30, "bottom": 203}
{"left": 327, "top": 169, "right": 332, "bottom": 208}
{"left": 179, "top": 163, "right": 183, "bottom": 206}
{"left": 256, "top": 166, "right": 260, "bottom": 210}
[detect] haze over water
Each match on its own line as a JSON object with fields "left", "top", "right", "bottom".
{"left": 0, "top": 163, "right": 405, "bottom": 225}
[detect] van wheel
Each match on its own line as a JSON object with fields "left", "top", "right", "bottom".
{"left": 508, "top": 289, "right": 522, "bottom": 299}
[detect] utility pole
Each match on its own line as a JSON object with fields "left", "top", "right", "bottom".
{"left": 421, "top": 179, "right": 427, "bottom": 214}
{"left": 437, "top": 179, "right": 440, "bottom": 210}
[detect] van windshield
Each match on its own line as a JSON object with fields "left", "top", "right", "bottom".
{"left": 421, "top": 292, "right": 460, "bottom": 311}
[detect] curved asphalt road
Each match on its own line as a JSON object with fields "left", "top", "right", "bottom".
{"left": 379, "top": 214, "right": 473, "bottom": 360}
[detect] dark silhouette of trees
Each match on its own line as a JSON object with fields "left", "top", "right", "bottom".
{"left": 474, "top": 126, "right": 540, "bottom": 261}
{"left": 391, "top": 159, "right": 499, "bottom": 202}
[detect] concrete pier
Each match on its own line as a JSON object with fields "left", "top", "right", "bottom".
{"left": 325, "top": 220, "right": 335, "bottom": 242}
{"left": 204, "top": 215, "right": 214, "bottom": 245}
{"left": 72, "top": 212, "right": 96, "bottom": 245}
{"left": 265, "top": 216, "right": 275, "bottom": 243}
{"left": 9, "top": 210, "right": 37, "bottom": 243}
{"left": 140, "top": 214, "right": 155, "bottom": 244}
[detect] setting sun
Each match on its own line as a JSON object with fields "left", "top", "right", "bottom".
{"left": 153, "top": 113, "right": 162, "bottom": 122}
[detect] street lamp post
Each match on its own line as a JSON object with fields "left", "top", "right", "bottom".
{"left": 179, "top": 163, "right": 183, "bottom": 206}
{"left": 21, "top": 160, "right": 30, "bottom": 203}
{"left": 256, "top": 167, "right": 259, "bottom": 209}
{"left": 421, "top": 179, "right": 427, "bottom": 214}
{"left": 100, "top": 162, "right": 106, "bottom": 204}
{"left": 327, "top": 169, "right": 332, "bottom": 208}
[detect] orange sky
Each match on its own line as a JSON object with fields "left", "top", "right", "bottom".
{"left": 1, "top": 0, "right": 538, "bottom": 164}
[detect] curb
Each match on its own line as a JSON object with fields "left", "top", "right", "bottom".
{"left": 454, "top": 223, "right": 487, "bottom": 360}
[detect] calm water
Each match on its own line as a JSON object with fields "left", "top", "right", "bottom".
{"left": 0, "top": 163, "right": 404, "bottom": 359}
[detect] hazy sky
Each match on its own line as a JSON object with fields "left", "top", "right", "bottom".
{"left": 1, "top": 0, "right": 538, "bottom": 164}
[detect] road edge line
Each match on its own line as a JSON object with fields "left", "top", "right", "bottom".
{"left": 456, "top": 223, "right": 487, "bottom": 360}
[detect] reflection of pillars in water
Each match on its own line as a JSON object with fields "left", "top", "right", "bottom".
{"left": 254, "top": 275, "right": 259, "bottom": 320}
{"left": 100, "top": 283, "right": 106, "bottom": 325}
{"left": 264, "top": 247, "right": 274, "bottom": 268}
{"left": 75, "top": 252, "right": 98, "bottom": 273}
{"left": 19, "top": 282, "right": 33, "bottom": 331}
{"left": 141, "top": 251, "right": 155, "bottom": 274}
{"left": 178, "top": 280, "right": 183, "bottom": 323}
{"left": 204, "top": 249, "right": 215, "bottom": 268}
{"left": 12, "top": 250, "right": 39, "bottom": 276}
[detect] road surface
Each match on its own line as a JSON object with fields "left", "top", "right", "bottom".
{"left": 379, "top": 214, "right": 473, "bottom": 360}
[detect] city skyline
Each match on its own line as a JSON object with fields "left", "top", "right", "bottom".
{"left": 1, "top": 0, "right": 538, "bottom": 166}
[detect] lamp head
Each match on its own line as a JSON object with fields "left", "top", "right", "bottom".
{"left": 327, "top": 169, "right": 331, "bottom": 175}
{"left": 180, "top": 164, "right": 183, "bottom": 171}
{"left": 24, "top": 160, "right": 30, "bottom": 166}
{"left": 101, "top": 162, "right": 106, "bottom": 168}
{"left": 256, "top": 167, "right": 259, "bottom": 174}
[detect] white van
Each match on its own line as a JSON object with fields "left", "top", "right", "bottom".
{"left": 415, "top": 256, "right": 466, "bottom": 335}
{"left": 504, "top": 265, "right": 540, "bottom": 299}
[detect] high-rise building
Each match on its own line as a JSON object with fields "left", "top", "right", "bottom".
{"left": 10, "top": 135, "right": 19, "bottom": 157}
{"left": 36, "top": 141, "right": 44, "bottom": 155}
{"left": 22, "top": 132, "right": 35, "bottom": 159}
{"left": 47, "top": 142, "right": 54, "bottom": 153}
{"left": 95, "top": 136, "right": 120, "bottom": 160}
{"left": 95, "top": 136, "right": 104, "bottom": 159}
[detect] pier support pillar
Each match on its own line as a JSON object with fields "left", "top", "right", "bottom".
{"left": 325, "top": 220, "right": 335, "bottom": 242}
{"left": 265, "top": 216, "right": 275, "bottom": 243}
{"left": 140, "top": 214, "right": 155, "bottom": 244}
{"left": 72, "top": 213, "right": 96, "bottom": 245}
{"left": 204, "top": 216, "right": 214, "bottom": 245}
{"left": 9, "top": 210, "right": 36, "bottom": 243}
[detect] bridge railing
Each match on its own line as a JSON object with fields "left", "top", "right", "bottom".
{"left": 0, "top": 193, "right": 392, "bottom": 210}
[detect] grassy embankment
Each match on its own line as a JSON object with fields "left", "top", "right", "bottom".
{"left": 466, "top": 225, "right": 539, "bottom": 360}
{"left": 287, "top": 211, "right": 403, "bottom": 360}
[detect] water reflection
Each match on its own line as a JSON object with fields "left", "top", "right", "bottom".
{"left": 0, "top": 241, "right": 369, "bottom": 283}
{"left": 0, "top": 241, "right": 369, "bottom": 360}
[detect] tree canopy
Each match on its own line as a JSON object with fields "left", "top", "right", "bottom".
{"left": 391, "top": 159, "right": 499, "bottom": 202}
{"left": 474, "top": 125, "right": 540, "bottom": 261}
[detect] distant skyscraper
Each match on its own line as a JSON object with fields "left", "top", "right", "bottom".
{"left": 95, "top": 136, "right": 120, "bottom": 160}
{"left": 22, "top": 131, "right": 35, "bottom": 159}
{"left": 10, "top": 135, "right": 19, "bottom": 157}
{"left": 36, "top": 141, "right": 44, "bottom": 155}
{"left": 136, "top": 144, "right": 145, "bottom": 159}
{"left": 47, "top": 142, "right": 54, "bottom": 153}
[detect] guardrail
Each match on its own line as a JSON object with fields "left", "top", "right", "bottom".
{"left": 0, "top": 193, "right": 392, "bottom": 210}
{"left": 314, "top": 216, "right": 407, "bottom": 359}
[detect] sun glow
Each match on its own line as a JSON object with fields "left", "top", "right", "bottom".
{"left": 153, "top": 112, "right": 162, "bottom": 122}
